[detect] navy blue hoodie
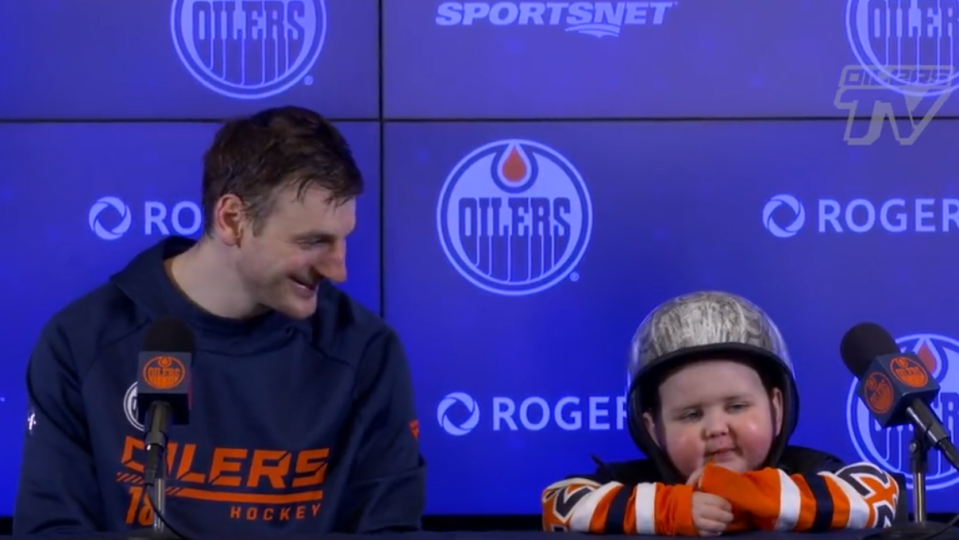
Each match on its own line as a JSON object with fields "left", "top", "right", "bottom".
{"left": 14, "top": 237, "right": 425, "bottom": 536}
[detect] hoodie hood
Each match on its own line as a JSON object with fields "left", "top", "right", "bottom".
{"left": 108, "top": 237, "right": 309, "bottom": 354}
{"left": 625, "top": 290, "right": 799, "bottom": 484}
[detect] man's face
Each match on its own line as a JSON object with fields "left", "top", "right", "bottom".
{"left": 235, "top": 186, "right": 355, "bottom": 319}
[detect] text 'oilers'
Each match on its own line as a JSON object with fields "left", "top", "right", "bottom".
{"left": 142, "top": 357, "right": 187, "bottom": 390}
{"left": 846, "top": 0, "right": 959, "bottom": 95}
{"left": 436, "top": 140, "right": 593, "bottom": 296}
{"left": 170, "top": 0, "right": 327, "bottom": 99}
{"left": 117, "top": 436, "right": 328, "bottom": 525}
{"left": 846, "top": 333, "right": 959, "bottom": 490}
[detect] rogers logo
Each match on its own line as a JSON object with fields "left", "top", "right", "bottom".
{"left": 436, "top": 392, "right": 626, "bottom": 435}
{"left": 437, "top": 392, "right": 480, "bottom": 436}
{"left": 89, "top": 196, "right": 133, "bottom": 240}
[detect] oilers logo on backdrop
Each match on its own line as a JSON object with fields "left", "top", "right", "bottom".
{"left": 170, "top": 0, "right": 327, "bottom": 99}
{"left": 845, "top": 0, "right": 959, "bottom": 96}
{"left": 436, "top": 140, "right": 593, "bottom": 296}
{"left": 846, "top": 333, "right": 959, "bottom": 489}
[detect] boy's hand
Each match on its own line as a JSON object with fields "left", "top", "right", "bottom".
{"left": 690, "top": 492, "right": 733, "bottom": 536}
{"left": 686, "top": 461, "right": 738, "bottom": 489}
{"left": 687, "top": 462, "right": 737, "bottom": 536}
{"left": 686, "top": 466, "right": 706, "bottom": 489}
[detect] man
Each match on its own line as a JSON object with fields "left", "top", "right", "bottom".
{"left": 14, "top": 106, "right": 425, "bottom": 536}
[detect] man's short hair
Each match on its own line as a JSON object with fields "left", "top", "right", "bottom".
{"left": 201, "top": 106, "right": 363, "bottom": 235}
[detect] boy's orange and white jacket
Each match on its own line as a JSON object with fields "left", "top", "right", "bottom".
{"left": 542, "top": 447, "right": 899, "bottom": 535}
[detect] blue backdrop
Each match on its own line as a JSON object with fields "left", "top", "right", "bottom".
{"left": 2, "top": 0, "right": 959, "bottom": 518}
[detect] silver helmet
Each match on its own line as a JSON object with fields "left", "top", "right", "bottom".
{"left": 626, "top": 291, "right": 799, "bottom": 480}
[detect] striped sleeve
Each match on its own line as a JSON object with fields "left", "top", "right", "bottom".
{"left": 698, "top": 462, "right": 899, "bottom": 532}
{"left": 540, "top": 478, "right": 698, "bottom": 535}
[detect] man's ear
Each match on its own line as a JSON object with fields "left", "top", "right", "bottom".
{"left": 210, "top": 193, "right": 247, "bottom": 246}
{"left": 643, "top": 411, "right": 662, "bottom": 447}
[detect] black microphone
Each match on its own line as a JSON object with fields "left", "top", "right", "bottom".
{"left": 840, "top": 322, "right": 959, "bottom": 473}
{"left": 137, "top": 318, "right": 194, "bottom": 487}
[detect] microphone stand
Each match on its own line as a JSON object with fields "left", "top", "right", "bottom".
{"left": 129, "top": 402, "right": 179, "bottom": 540}
{"left": 911, "top": 432, "right": 929, "bottom": 524}
{"left": 151, "top": 461, "right": 171, "bottom": 537}
{"left": 881, "top": 430, "right": 959, "bottom": 540}
{"left": 127, "top": 463, "right": 179, "bottom": 539}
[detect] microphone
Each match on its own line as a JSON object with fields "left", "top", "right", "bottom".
{"left": 840, "top": 322, "right": 959, "bottom": 540}
{"left": 133, "top": 317, "right": 194, "bottom": 540}
{"left": 840, "top": 322, "right": 959, "bottom": 471}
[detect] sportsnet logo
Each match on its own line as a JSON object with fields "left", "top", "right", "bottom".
{"left": 435, "top": 1, "right": 678, "bottom": 38}
{"left": 436, "top": 140, "right": 593, "bottom": 296}
{"left": 170, "top": 0, "right": 327, "bottom": 99}
{"left": 116, "top": 436, "right": 329, "bottom": 524}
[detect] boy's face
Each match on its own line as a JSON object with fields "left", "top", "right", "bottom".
{"left": 642, "top": 359, "right": 783, "bottom": 480}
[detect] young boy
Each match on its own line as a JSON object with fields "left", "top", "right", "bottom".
{"left": 542, "top": 291, "right": 899, "bottom": 536}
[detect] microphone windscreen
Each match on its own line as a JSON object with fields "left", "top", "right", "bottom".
{"left": 142, "top": 318, "right": 196, "bottom": 354}
{"left": 840, "top": 322, "right": 899, "bottom": 378}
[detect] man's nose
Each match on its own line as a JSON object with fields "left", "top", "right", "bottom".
{"left": 317, "top": 243, "right": 347, "bottom": 283}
